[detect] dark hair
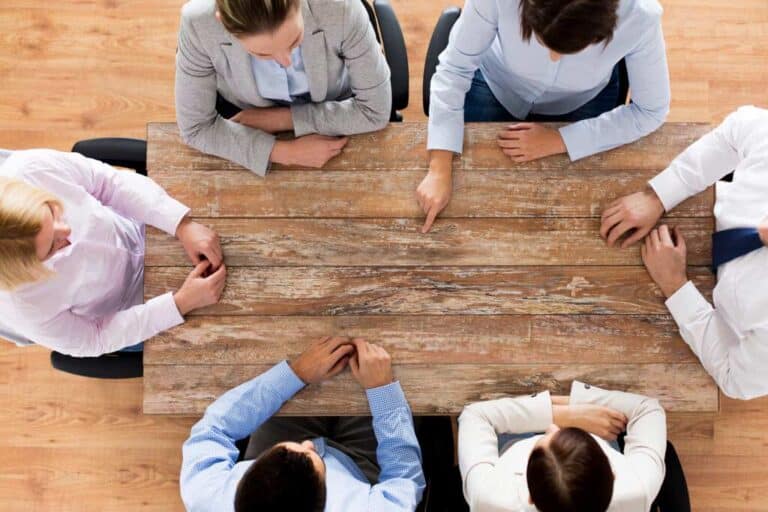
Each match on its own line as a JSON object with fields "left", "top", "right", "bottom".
{"left": 526, "top": 427, "right": 614, "bottom": 512}
{"left": 234, "top": 444, "right": 326, "bottom": 512}
{"left": 216, "top": 0, "right": 299, "bottom": 35}
{"left": 519, "top": 0, "right": 619, "bottom": 54}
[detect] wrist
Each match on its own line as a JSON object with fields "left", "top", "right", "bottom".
{"left": 270, "top": 140, "right": 294, "bottom": 166}
{"left": 552, "top": 404, "right": 572, "bottom": 428}
{"left": 175, "top": 216, "right": 191, "bottom": 239}
{"left": 173, "top": 290, "right": 191, "bottom": 316}
{"left": 288, "top": 360, "right": 309, "bottom": 385}
{"left": 428, "top": 150, "right": 454, "bottom": 177}
{"left": 660, "top": 276, "right": 688, "bottom": 298}
{"left": 644, "top": 186, "right": 666, "bottom": 216}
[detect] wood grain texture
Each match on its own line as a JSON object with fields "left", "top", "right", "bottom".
{"left": 151, "top": 167, "right": 714, "bottom": 219}
{"left": 145, "top": 218, "right": 714, "bottom": 267}
{"left": 145, "top": 315, "right": 699, "bottom": 365}
{"left": 143, "top": 363, "right": 719, "bottom": 415}
{"left": 145, "top": 266, "right": 715, "bottom": 316}
{"left": 146, "top": 122, "right": 712, "bottom": 172}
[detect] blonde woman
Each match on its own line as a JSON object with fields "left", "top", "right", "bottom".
{"left": 0, "top": 149, "right": 226, "bottom": 357}
{"left": 175, "top": 0, "right": 392, "bottom": 175}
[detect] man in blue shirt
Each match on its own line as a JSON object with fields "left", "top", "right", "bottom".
{"left": 180, "top": 336, "right": 426, "bottom": 511}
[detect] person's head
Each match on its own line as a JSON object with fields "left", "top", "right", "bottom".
{"left": 235, "top": 439, "right": 327, "bottom": 512}
{"left": 519, "top": 0, "right": 619, "bottom": 60}
{"left": 215, "top": 0, "right": 303, "bottom": 67}
{"left": 526, "top": 425, "right": 614, "bottom": 512}
{"left": 0, "top": 178, "right": 71, "bottom": 291}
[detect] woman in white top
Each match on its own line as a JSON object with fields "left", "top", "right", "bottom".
{"left": 0, "top": 149, "right": 226, "bottom": 357}
{"left": 459, "top": 382, "right": 666, "bottom": 511}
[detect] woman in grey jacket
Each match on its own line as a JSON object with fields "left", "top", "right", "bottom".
{"left": 175, "top": 0, "right": 392, "bottom": 175}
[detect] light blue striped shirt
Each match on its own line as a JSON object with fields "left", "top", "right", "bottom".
{"left": 180, "top": 361, "right": 425, "bottom": 511}
{"left": 428, "top": 0, "right": 671, "bottom": 160}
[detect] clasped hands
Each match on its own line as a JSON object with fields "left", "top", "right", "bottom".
{"left": 289, "top": 336, "right": 394, "bottom": 390}
{"left": 173, "top": 217, "right": 227, "bottom": 315}
{"left": 551, "top": 396, "right": 628, "bottom": 442}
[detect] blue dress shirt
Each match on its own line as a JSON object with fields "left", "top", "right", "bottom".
{"left": 428, "top": 0, "right": 671, "bottom": 160}
{"left": 250, "top": 46, "right": 310, "bottom": 103}
{"left": 180, "top": 361, "right": 426, "bottom": 512}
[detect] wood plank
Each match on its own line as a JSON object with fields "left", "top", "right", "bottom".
{"left": 142, "top": 363, "right": 719, "bottom": 415}
{"left": 144, "top": 315, "right": 699, "bottom": 365}
{"left": 145, "top": 218, "right": 714, "bottom": 267}
{"left": 147, "top": 122, "right": 711, "bottom": 172}
{"left": 144, "top": 266, "right": 714, "bottom": 316}
{"left": 151, "top": 168, "right": 714, "bottom": 219}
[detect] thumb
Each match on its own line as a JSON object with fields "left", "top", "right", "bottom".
{"left": 674, "top": 226, "right": 686, "bottom": 252}
{"left": 190, "top": 261, "right": 210, "bottom": 278}
{"left": 349, "top": 354, "right": 360, "bottom": 378}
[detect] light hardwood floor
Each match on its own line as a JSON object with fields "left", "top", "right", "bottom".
{"left": 0, "top": 1, "right": 767, "bottom": 510}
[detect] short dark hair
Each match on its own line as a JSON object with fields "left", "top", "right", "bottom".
{"left": 215, "top": 0, "right": 300, "bottom": 35}
{"left": 519, "top": 0, "right": 619, "bottom": 54}
{"left": 526, "top": 427, "right": 614, "bottom": 512}
{"left": 234, "top": 444, "right": 326, "bottom": 512}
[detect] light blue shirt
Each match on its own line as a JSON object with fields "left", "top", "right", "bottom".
{"left": 180, "top": 361, "right": 426, "bottom": 512}
{"left": 428, "top": 0, "right": 671, "bottom": 161}
{"left": 250, "top": 47, "right": 310, "bottom": 103}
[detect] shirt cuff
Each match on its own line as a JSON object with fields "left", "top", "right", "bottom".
{"left": 154, "top": 197, "right": 191, "bottom": 236}
{"left": 427, "top": 119, "right": 464, "bottom": 155}
{"left": 569, "top": 380, "right": 604, "bottom": 404}
{"left": 290, "top": 103, "right": 314, "bottom": 138}
{"left": 558, "top": 123, "right": 595, "bottom": 161}
{"left": 265, "top": 360, "right": 307, "bottom": 402}
{"left": 664, "top": 280, "right": 713, "bottom": 325}
{"left": 146, "top": 292, "right": 185, "bottom": 332}
{"left": 648, "top": 166, "right": 692, "bottom": 211}
{"left": 366, "top": 381, "right": 408, "bottom": 417}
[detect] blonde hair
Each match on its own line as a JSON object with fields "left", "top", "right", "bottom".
{"left": 0, "top": 177, "right": 62, "bottom": 290}
{"left": 216, "top": 0, "right": 299, "bottom": 35}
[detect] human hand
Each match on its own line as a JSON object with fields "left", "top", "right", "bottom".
{"left": 230, "top": 107, "right": 293, "bottom": 133}
{"left": 173, "top": 261, "right": 227, "bottom": 315}
{"left": 270, "top": 135, "right": 348, "bottom": 168}
{"left": 349, "top": 338, "right": 394, "bottom": 389}
{"left": 416, "top": 150, "right": 453, "bottom": 233}
{"left": 289, "top": 336, "right": 355, "bottom": 385}
{"left": 641, "top": 225, "right": 688, "bottom": 298}
{"left": 555, "top": 404, "right": 628, "bottom": 441}
{"left": 600, "top": 189, "right": 666, "bottom": 248}
{"left": 497, "top": 123, "right": 566, "bottom": 162}
{"left": 176, "top": 217, "right": 223, "bottom": 270}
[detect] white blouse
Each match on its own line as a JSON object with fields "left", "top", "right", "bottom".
{"left": 0, "top": 149, "right": 189, "bottom": 356}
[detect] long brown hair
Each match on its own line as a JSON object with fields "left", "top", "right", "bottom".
{"left": 216, "top": 0, "right": 300, "bottom": 35}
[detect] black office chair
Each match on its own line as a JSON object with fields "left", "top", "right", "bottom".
{"left": 46, "top": 137, "right": 149, "bottom": 379}
{"left": 422, "top": 7, "right": 630, "bottom": 115}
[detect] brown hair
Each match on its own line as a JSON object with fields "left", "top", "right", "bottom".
{"left": 520, "top": 0, "right": 619, "bottom": 54}
{"left": 215, "top": 0, "right": 300, "bottom": 35}
{"left": 0, "top": 178, "right": 61, "bottom": 291}
{"left": 235, "top": 444, "right": 326, "bottom": 512}
{"left": 526, "top": 427, "right": 614, "bottom": 512}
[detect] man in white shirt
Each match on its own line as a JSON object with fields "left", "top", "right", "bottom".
{"left": 458, "top": 382, "right": 666, "bottom": 512}
{"left": 600, "top": 105, "right": 768, "bottom": 400}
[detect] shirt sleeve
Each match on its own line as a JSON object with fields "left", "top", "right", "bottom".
{"left": 180, "top": 361, "right": 306, "bottom": 512}
{"left": 365, "top": 381, "right": 426, "bottom": 511}
{"left": 458, "top": 392, "right": 553, "bottom": 507}
{"left": 26, "top": 149, "right": 189, "bottom": 236}
{"left": 426, "top": 0, "right": 499, "bottom": 154}
{"left": 665, "top": 281, "right": 766, "bottom": 399}
{"left": 648, "top": 107, "right": 753, "bottom": 211}
{"left": 175, "top": 8, "right": 276, "bottom": 176}
{"left": 559, "top": 12, "right": 670, "bottom": 161}
{"left": 19, "top": 292, "right": 184, "bottom": 356}
{"left": 290, "top": 0, "right": 391, "bottom": 137}
{"left": 569, "top": 381, "right": 667, "bottom": 510}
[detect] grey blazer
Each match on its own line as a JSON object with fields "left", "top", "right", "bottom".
{"left": 175, "top": 0, "right": 392, "bottom": 175}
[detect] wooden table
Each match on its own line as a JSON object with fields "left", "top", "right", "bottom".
{"left": 143, "top": 122, "right": 719, "bottom": 416}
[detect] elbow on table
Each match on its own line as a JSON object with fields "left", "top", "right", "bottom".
{"left": 631, "top": 100, "right": 670, "bottom": 138}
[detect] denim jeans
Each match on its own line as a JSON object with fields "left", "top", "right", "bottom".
{"left": 464, "top": 65, "right": 622, "bottom": 123}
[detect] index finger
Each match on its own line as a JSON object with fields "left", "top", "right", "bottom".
{"left": 334, "top": 137, "right": 349, "bottom": 149}
{"left": 324, "top": 336, "right": 351, "bottom": 351}
{"left": 422, "top": 206, "right": 439, "bottom": 234}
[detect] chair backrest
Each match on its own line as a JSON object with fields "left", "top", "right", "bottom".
{"left": 422, "top": 7, "right": 461, "bottom": 116}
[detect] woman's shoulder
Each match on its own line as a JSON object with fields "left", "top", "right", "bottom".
{"left": 180, "top": 0, "right": 220, "bottom": 34}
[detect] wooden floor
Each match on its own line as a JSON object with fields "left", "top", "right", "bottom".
{"left": 0, "top": 0, "right": 767, "bottom": 510}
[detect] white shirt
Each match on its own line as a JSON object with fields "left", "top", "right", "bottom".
{"left": 458, "top": 382, "right": 667, "bottom": 512}
{"left": 648, "top": 105, "right": 768, "bottom": 400}
{"left": 250, "top": 46, "right": 310, "bottom": 103}
{"left": 0, "top": 149, "right": 190, "bottom": 356}
{"left": 427, "top": 0, "right": 670, "bottom": 160}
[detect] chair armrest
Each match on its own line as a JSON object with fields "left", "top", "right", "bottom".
{"left": 373, "top": 0, "right": 409, "bottom": 114}
{"left": 71, "top": 138, "right": 148, "bottom": 176}
{"left": 422, "top": 7, "right": 461, "bottom": 116}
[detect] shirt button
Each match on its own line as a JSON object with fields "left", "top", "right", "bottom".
{"left": 584, "top": 384, "right": 591, "bottom": 389}
{"left": 531, "top": 392, "right": 538, "bottom": 398}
